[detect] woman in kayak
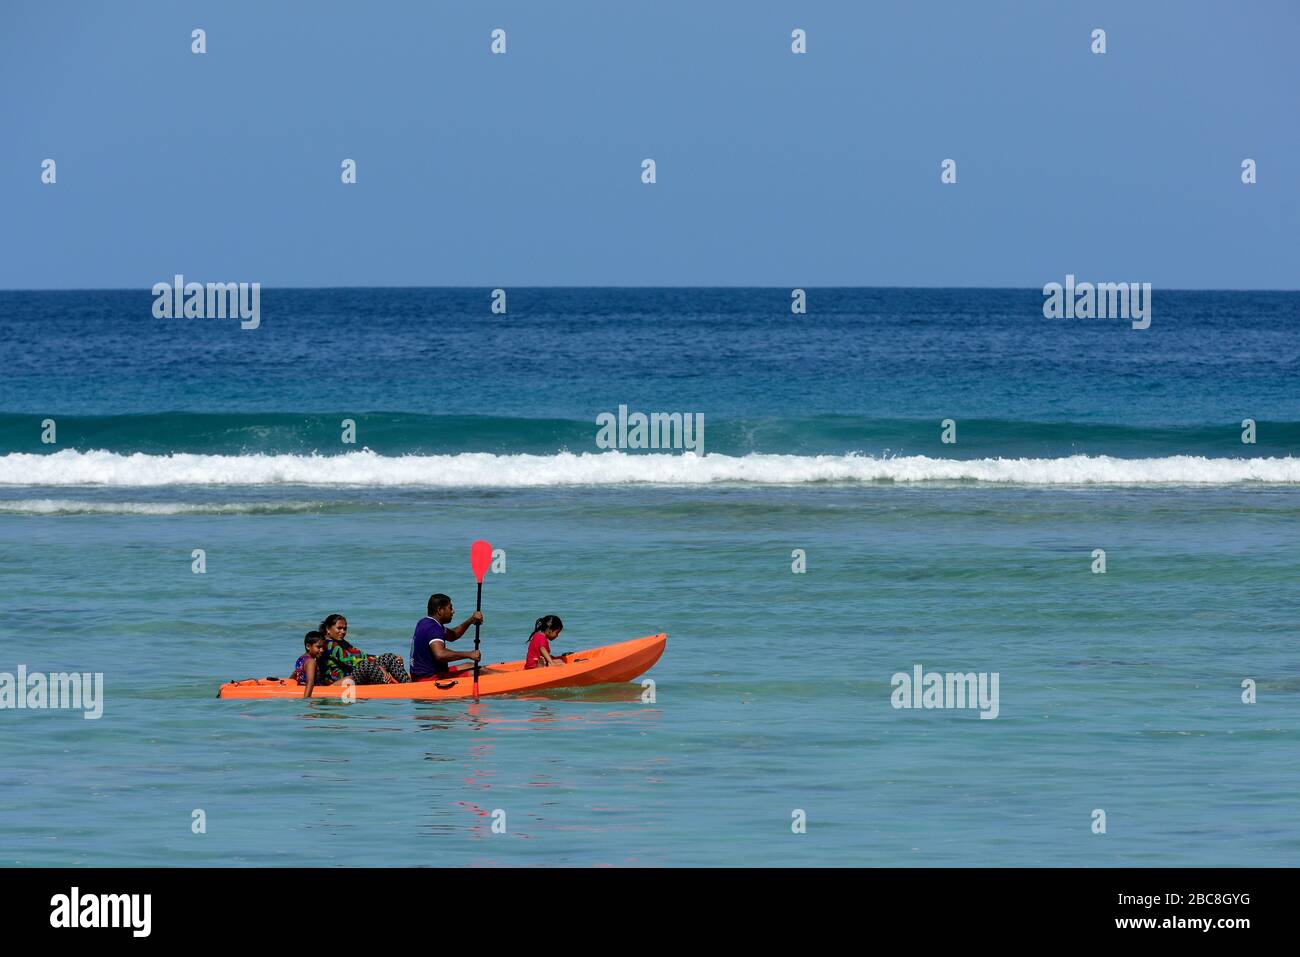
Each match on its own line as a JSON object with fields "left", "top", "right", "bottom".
{"left": 524, "top": 615, "right": 565, "bottom": 670}
{"left": 320, "top": 613, "right": 409, "bottom": 684}
{"left": 292, "top": 631, "right": 340, "bottom": 698}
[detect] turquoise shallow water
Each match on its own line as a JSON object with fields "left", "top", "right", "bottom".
{"left": 1, "top": 485, "right": 1297, "bottom": 866}
{"left": 1, "top": 289, "right": 1298, "bottom": 866}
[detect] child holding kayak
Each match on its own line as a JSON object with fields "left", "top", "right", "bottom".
{"left": 292, "top": 631, "right": 339, "bottom": 698}
{"left": 320, "top": 613, "right": 410, "bottom": 684}
{"left": 524, "top": 615, "right": 565, "bottom": 670}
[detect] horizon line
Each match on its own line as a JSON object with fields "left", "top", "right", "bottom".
{"left": 2, "top": 284, "right": 1299, "bottom": 294}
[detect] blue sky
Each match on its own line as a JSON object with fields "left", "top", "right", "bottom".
{"left": 1, "top": 0, "right": 1296, "bottom": 289}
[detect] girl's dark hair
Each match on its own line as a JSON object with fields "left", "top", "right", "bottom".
{"left": 427, "top": 594, "right": 452, "bottom": 615}
{"left": 319, "top": 614, "right": 346, "bottom": 635}
{"left": 304, "top": 631, "right": 324, "bottom": 647}
{"left": 529, "top": 615, "right": 563, "bottom": 644}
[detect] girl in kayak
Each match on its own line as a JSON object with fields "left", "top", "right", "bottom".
{"left": 292, "top": 631, "right": 339, "bottom": 698}
{"left": 320, "top": 613, "right": 409, "bottom": 684}
{"left": 524, "top": 615, "right": 565, "bottom": 670}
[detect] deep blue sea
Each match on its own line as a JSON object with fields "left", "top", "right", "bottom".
{"left": 1, "top": 288, "right": 1297, "bottom": 866}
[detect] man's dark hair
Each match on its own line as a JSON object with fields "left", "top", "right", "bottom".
{"left": 427, "top": 593, "right": 452, "bottom": 616}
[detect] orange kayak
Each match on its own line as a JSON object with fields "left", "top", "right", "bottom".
{"left": 217, "top": 633, "right": 667, "bottom": 700}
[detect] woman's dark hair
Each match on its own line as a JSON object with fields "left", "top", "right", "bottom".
{"left": 427, "top": 594, "right": 452, "bottom": 616}
{"left": 304, "top": 631, "right": 324, "bottom": 647}
{"left": 529, "top": 615, "right": 563, "bottom": 644}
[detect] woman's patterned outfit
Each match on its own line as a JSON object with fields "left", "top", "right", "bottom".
{"left": 328, "top": 642, "right": 409, "bottom": 684}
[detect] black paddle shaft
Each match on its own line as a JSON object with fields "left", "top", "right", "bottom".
{"left": 473, "top": 581, "right": 483, "bottom": 684}
{"left": 474, "top": 582, "right": 483, "bottom": 649}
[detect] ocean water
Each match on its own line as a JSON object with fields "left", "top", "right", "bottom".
{"left": 0, "top": 288, "right": 1297, "bottom": 867}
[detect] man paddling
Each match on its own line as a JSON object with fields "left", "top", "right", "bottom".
{"left": 408, "top": 594, "right": 483, "bottom": 680}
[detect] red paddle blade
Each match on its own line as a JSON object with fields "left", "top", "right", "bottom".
{"left": 470, "top": 540, "right": 493, "bottom": 582}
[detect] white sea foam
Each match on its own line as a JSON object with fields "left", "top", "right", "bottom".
{"left": 0, "top": 498, "right": 325, "bottom": 515}
{"left": 2, "top": 449, "right": 1299, "bottom": 487}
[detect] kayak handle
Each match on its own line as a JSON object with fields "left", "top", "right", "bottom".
{"left": 435, "top": 681, "right": 458, "bottom": 690}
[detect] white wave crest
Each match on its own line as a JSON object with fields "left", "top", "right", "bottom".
{"left": 2, "top": 449, "right": 1300, "bottom": 487}
{"left": 0, "top": 498, "right": 326, "bottom": 515}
